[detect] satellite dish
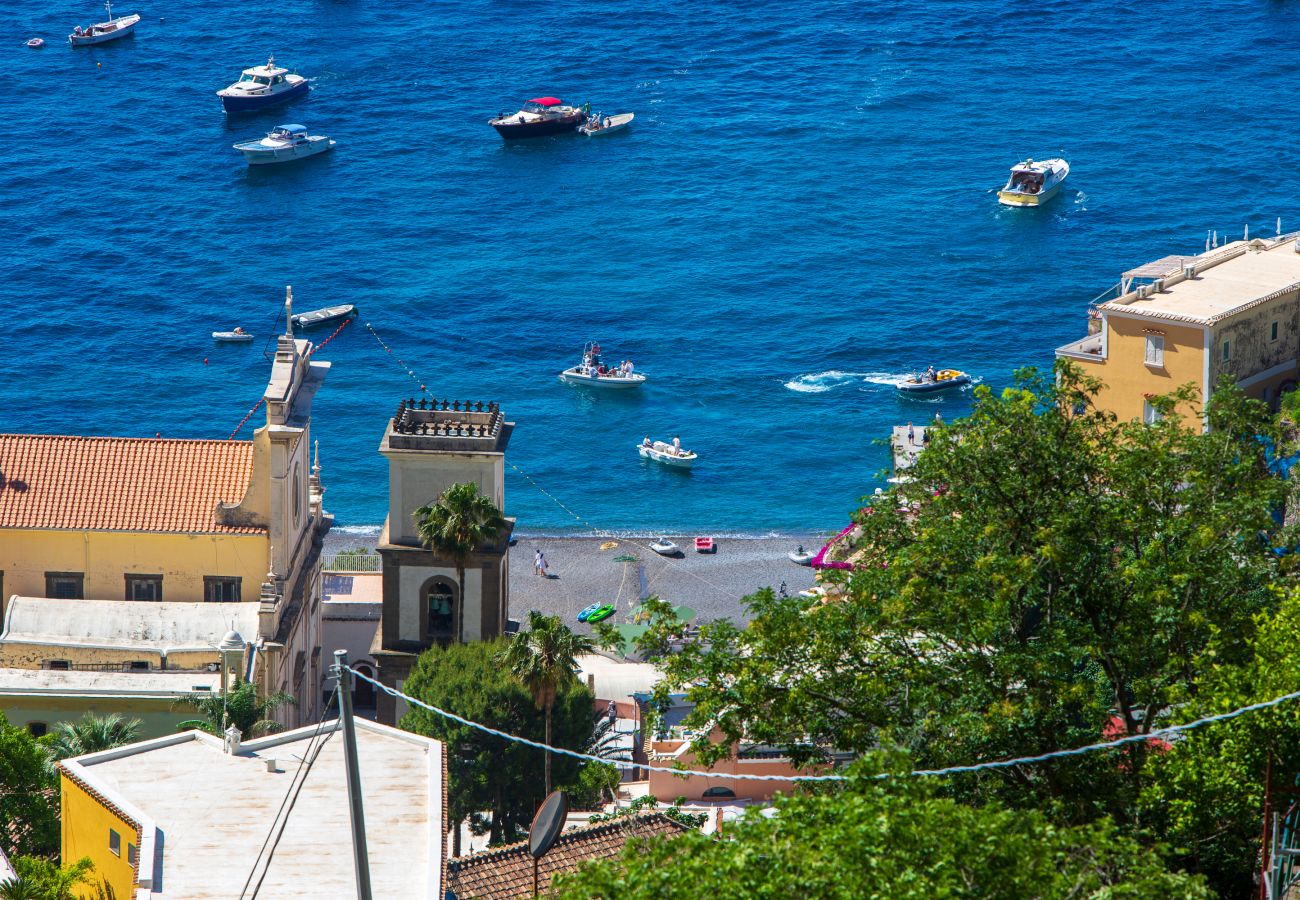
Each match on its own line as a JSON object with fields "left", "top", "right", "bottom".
{"left": 528, "top": 790, "right": 568, "bottom": 859}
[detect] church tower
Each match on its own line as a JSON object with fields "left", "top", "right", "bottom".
{"left": 371, "top": 397, "right": 515, "bottom": 724}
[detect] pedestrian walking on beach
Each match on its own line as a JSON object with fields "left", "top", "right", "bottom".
{"left": 538, "top": 552, "right": 550, "bottom": 578}
{"left": 534, "top": 549, "right": 543, "bottom": 576}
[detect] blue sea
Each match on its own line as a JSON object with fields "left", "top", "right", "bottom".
{"left": 5, "top": 0, "right": 1299, "bottom": 535}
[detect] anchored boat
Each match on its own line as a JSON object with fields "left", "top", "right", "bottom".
{"left": 293, "top": 304, "right": 356, "bottom": 329}
{"left": 638, "top": 437, "right": 696, "bottom": 469}
{"left": 213, "top": 328, "right": 254, "bottom": 342}
{"left": 217, "top": 56, "right": 309, "bottom": 113}
{"left": 897, "top": 369, "right": 972, "bottom": 394}
{"left": 234, "top": 124, "right": 334, "bottom": 165}
{"left": 579, "top": 112, "right": 634, "bottom": 136}
{"left": 69, "top": 0, "right": 139, "bottom": 46}
{"left": 558, "top": 341, "right": 645, "bottom": 389}
{"left": 489, "top": 97, "right": 587, "bottom": 139}
{"left": 997, "top": 157, "right": 1069, "bottom": 207}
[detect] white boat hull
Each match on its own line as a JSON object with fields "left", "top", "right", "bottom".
{"left": 650, "top": 541, "right": 680, "bottom": 556}
{"left": 236, "top": 137, "right": 334, "bottom": 165}
{"left": 579, "top": 112, "right": 635, "bottom": 136}
{"left": 638, "top": 442, "right": 696, "bottom": 469}
{"left": 559, "top": 368, "right": 646, "bottom": 389}
{"left": 788, "top": 551, "right": 814, "bottom": 565}
{"left": 212, "top": 332, "right": 254, "bottom": 342}
{"left": 69, "top": 14, "right": 138, "bottom": 44}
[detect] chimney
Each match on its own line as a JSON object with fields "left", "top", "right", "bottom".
{"left": 224, "top": 725, "right": 242, "bottom": 756}
{"left": 265, "top": 758, "right": 280, "bottom": 773}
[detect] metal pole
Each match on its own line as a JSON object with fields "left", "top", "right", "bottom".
{"left": 335, "top": 650, "right": 374, "bottom": 900}
{"left": 533, "top": 855, "right": 539, "bottom": 898}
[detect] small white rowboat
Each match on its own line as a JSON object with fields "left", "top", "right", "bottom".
{"left": 213, "top": 330, "right": 254, "bottom": 342}
{"left": 650, "top": 538, "right": 680, "bottom": 556}
{"left": 638, "top": 441, "right": 696, "bottom": 469}
{"left": 579, "top": 112, "right": 634, "bottom": 137}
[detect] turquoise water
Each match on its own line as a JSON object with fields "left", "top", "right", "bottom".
{"left": 5, "top": 0, "right": 1299, "bottom": 534}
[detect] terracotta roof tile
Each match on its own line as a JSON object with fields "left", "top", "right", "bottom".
{"left": 0, "top": 434, "right": 262, "bottom": 534}
{"left": 447, "top": 813, "right": 691, "bottom": 899}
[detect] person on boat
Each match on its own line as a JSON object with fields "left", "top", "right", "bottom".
{"left": 925, "top": 365, "right": 936, "bottom": 381}
{"left": 624, "top": 359, "right": 635, "bottom": 377}
{"left": 672, "top": 435, "right": 682, "bottom": 455}
{"left": 604, "top": 117, "right": 611, "bottom": 129}
{"left": 597, "top": 363, "right": 607, "bottom": 376}
{"left": 643, "top": 435, "right": 652, "bottom": 448}
{"left": 233, "top": 326, "right": 246, "bottom": 335}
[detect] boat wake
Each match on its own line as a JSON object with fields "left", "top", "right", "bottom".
{"left": 784, "top": 370, "right": 910, "bottom": 393}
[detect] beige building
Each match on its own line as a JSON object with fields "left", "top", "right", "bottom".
{"left": 0, "top": 291, "right": 332, "bottom": 727}
{"left": 1057, "top": 235, "right": 1300, "bottom": 424}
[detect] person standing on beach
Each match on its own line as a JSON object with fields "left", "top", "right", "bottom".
{"left": 538, "top": 551, "right": 550, "bottom": 578}
{"left": 534, "top": 549, "right": 543, "bottom": 576}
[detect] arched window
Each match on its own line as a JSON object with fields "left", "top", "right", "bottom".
{"left": 424, "top": 578, "right": 457, "bottom": 643}
{"left": 353, "top": 662, "right": 376, "bottom": 710}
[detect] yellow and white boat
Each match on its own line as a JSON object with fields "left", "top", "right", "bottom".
{"left": 996, "top": 157, "right": 1069, "bottom": 207}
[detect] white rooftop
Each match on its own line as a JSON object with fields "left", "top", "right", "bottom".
{"left": 1102, "top": 237, "right": 1300, "bottom": 324}
{"left": 575, "top": 653, "right": 660, "bottom": 700}
{"left": 0, "top": 667, "right": 219, "bottom": 698}
{"left": 63, "top": 720, "right": 444, "bottom": 899}
{"left": 1, "top": 597, "right": 260, "bottom": 652}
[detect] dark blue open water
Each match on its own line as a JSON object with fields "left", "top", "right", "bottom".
{"left": 6, "top": 0, "right": 1300, "bottom": 534}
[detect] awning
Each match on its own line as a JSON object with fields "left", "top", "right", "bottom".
{"left": 528, "top": 96, "right": 562, "bottom": 106}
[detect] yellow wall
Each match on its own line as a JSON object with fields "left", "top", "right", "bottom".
{"left": 1089, "top": 315, "right": 1206, "bottom": 423}
{"left": 0, "top": 640, "right": 220, "bottom": 671}
{"left": 0, "top": 529, "right": 267, "bottom": 604}
{"left": 4, "top": 694, "right": 205, "bottom": 739}
{"left": 61, "top": 773, "right": 138, "bottom": 900}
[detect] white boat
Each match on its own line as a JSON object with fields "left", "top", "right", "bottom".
{"left": 788, "top": 546, "right": 814, "bottom": 566}
{"left": 579, "top": 112, "right": 634, "bottom": 136}
{"left": 212, "top": 329, "right": 254, "bottom": 342}
{"left": 294, "top": 304, "right": 356, "bottom": 329}
{"left": 650, "top": 538, "right": 679, "bottom": 556}
{"left": 26, "top": 38, "right": 45, "bottom": 48}
{"left": 638, "top": 439, "right": 696, "bottom": 469}
{"left": 997, "top": 157, "right": 1069, "bottom": 207}
{"left": 234, "top": 124, "right": 334, "bottom": 166}
{"left": 558, "top": 340, "right": 645, "bottom": 389}
{"left": 897, "top": 368, "right": 972, "bottom": 394}
{"left": 69, "top": 0, "right": 139, "bottom": 45}
{"left": 216, "top": 56, "right": 310, "bottom": 113}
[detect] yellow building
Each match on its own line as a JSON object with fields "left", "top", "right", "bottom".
{"left": 59, "top": 719, "right": 446, "bottom": 899}
{"left": 0, "top": 290, "right": 332, "bottom": 729}
{"left": 1057, "top": 235, "right": 1300, "bottom": 424}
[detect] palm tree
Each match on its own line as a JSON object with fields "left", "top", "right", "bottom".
{"left": 499, "top": 611, "right": 594, "bottom": 794}
{"left": 43, "top": 713, "right": 142, "bottom": 774}
{"left": 414, "top": 482, "right": 508, "bottom": 644}
{"left": 175, "top": 680, "right": 294, "bottom": 738}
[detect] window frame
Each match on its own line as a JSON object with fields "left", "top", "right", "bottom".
{"left": 124, "top": 574, "right": 163, "bottom": 602}
{"left": 1272, "top": 320, "right": 1280, "bottom": 342}
{"left": 45, "top": 660, "right": 71, "bottom": 671}
{"left": 1143, "top": 334, "right": 1165, "bottom": 368}
{"left": 1143, "top": 399, "right": 1162, "bottom": 425}
{"left": 1223, "top": 339, "right": 1231, "bottom": 361}
{"left": 204, "top": 576, "right": 242, "bottom": 603}
{"left": 44, "top": 572, "right": 84, "bottom": 600}
{"left": 109, "top": 829, "right": 121, "bottom": 857}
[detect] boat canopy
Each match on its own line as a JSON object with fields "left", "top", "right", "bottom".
{"left": 528, "top": 96, "right": 562, "bottom": 106}
{"left": 277, "top": 124, "right": 307, "bottom": 133}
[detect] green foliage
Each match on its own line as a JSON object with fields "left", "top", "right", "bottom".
{"left": 0, "top": 713, "right": 57, "bottom": 859}
{"left": 568, "top": 761, "right": 620, "bottom": 811}
{"left": 43, "top": 713, "right": 142, "bottom": 774}
{"left": 586, "top": 795, "right": 707, "bottom": 830}
{"left": 175, "top": 680, "right": 294, "bottom": 738}
{"left": 1, "top": 856, "right": 101, "bottom": 900}
{"left": 400, "top": 639, "right": 596, "bottom": 845}
{"left": 414, "top": 481, "right": 507, "bottom": 644}
{"left": 331, "top": 546, "right": 377, "bottom": 570}
{"left": 554, "top": 773, "right": 1209, "bottom": 899}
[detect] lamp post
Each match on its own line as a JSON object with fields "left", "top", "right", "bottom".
{"left": 216, "top": 630, "right": 247, "bottom": 730}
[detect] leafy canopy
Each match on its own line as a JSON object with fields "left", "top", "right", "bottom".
{"left": 414, "top": 481, "right": 507, "bottom": 564}
{"left": 176, "top": 679, "right": 294, "bottom": 738}
{"left": 0, "top": 713, "right": 57, "bottom": 859}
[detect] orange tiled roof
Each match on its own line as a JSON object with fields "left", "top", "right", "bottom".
{"left": 446, "top": 813, "right": 691, "bottom": 899}
{"left": 0, "top": 434, "right": 263, "bottom": 534}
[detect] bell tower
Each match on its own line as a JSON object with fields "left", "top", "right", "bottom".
{"left": 371, "top": 397, "right": 515, "bottom": 724}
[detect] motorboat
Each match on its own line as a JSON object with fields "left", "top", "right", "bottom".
{"left": 489, "top": 97, "right": 587, "bottom": 139}
{"left": 558, "top": 340, "right": 645, "bottom": 389}
{"left": 293, "top": 304, "right": 356, "bottom": 329}
{"left": 997, "top": 157, "right": 1069, "bottom": 207}
{"left": 650, "top": 538, "right": 679, "bottom": 556}
{"left": 577, "top": 603, "right": 614, "bottom": 623}
{"left": 579, "top": 112, "right": 634, "bottom": 136}
{"left": 788, "top": 546, "right": 814, "bottom": 566}
{"left": 69, "top": 0, "right": 139, "bottom": 45}
{"left": 26, "top": 38, "right": 45, "bottom": 48}
{"left": 897, "top": 369, "right": 972, "bottom": 394}
{"left": 213, "top": 328, "right": 254, "bottom": 342}
{"left": 217, "top": 56, "right": 309, "bottom": 113}
{"left": 234, "top": 124, "right": 334, "bottom": 165}
{"left": 638, "top": 439, "right": 696, "bottom": 469}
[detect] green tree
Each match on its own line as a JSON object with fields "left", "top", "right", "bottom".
{"left": 641, "top": 363, "right": 1290, "bottom": 823}
{"left": 500, "top": 611, "right": 594, "bottom": 795}
{"left": 43, "top": 713, "right": 141, "bottom": 773}
{"left": 400, "top": 640, "right": 596, "bottom": 847}
{"left": 554, "top": 770, "right": 1210, "bottom": 899}
{"left": 0, "top": 713, "right": 57, "bottom": 859}
{"left": 176, "top": 680, "right": 294, "bottom": 737}
{"left": 0, "top": 857, "right": 105, "bottom": 900}
{"left": 414, "top": 481, "right": 508, "bottom": 644}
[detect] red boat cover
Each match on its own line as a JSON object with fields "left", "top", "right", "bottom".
{"left": 528, "top": 96, "right": 563, "bottom": 106}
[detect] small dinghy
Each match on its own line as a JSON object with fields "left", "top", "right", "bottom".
{"left": 788, "top": 545, "right": 814, "bottom": 566}
{"left": 650, "top": 538, "right": 679, "bottom": 556}
{"left": 638, "top": 438, "right": 696, "bottom": 469}
{"left": 234, "top": 124, "right": 334, "bottom": 165}
{"left": 69, "top": 0, "right": 139, "bottom": 46}
{"left": 293, "top": 304, "right": 356, "bottom": 329}
{"left": 579, "top": 112, "right": 634, "bottom": 136}
{"left": 897, "top": 368, "right": 972, "bottom": 394}
{"left": 213, "top": 328, "right": 254, "bottom": 342}
{"left": 559, "top": 340, "right": 645, "bottom": 389}
{"left": 26, "top": 38, "right": 45, "bottom": 48}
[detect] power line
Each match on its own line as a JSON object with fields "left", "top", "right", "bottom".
{"left": 344, "top": 664, "right": 1300, "bottom": 784}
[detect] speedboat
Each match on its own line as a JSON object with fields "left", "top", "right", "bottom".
{"left": 213, "top": 328, "right": 254, "bottom": 342}
{"left": 897, "top": 369, "right": 972, "bottom": 394}
{"left": 558, "top": 341, "right": 645, "bottom": 389}
{"left": 217, "top": 56, "right": 309, "bottom": 113}
{"left": 489, "top": 97, "right": 587, "bottom": 139}
{"left": 69, "top": 0, "right": 139, "bottom": 45}
{"left": 579, "top": 112, "right": 634, "bottom": 136}
{"left": 26, "top": 38, "right": 45, "bottom": 48}
{"left": 997, "top": 157, "right": 1069, "bottom": 207}
{"left": 650, "top": 538, "right": 679, "bottom": 556}
{"left": 293, "top": 304, "right": 356, "bottom": 329}
{"left": 234, "top": 124, "right": 334, "bottom": 165}
{"left": 788, "top": 546, "right": 814, "bottom": 566}
{"left": 639, "top": 439, "right": 696, "bottom": 469}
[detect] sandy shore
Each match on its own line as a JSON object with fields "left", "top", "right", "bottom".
{"left": 323, "top": 530, "right": 822, "bottom": 630}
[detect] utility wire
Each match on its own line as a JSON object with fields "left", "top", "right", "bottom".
{"left": 344, "top": 664, "right": 1300, "bottom": 784}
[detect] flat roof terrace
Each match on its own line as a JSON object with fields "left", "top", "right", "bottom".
{"left": 1102, "top": 237, "right": 1300, "bottom": 325}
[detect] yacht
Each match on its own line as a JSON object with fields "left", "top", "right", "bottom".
{"left": 997, "top": 157, "right": 1069, "bottom": 207}
{"left": 489, "top": 97, "right": 587, "bottom": 139}
{"left": 217, "top": 56, "right": 309, "bottom": 113}
{"left": 234, "top": 124, "right": 334, "bottom": 165}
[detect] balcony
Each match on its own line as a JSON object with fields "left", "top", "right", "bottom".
{"left": 1056, "top": 334, "right": 1104, "bottom": 361}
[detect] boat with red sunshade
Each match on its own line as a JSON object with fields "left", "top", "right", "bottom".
{"left": 489, "top": 97, "right": 587, "bottom": 139}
